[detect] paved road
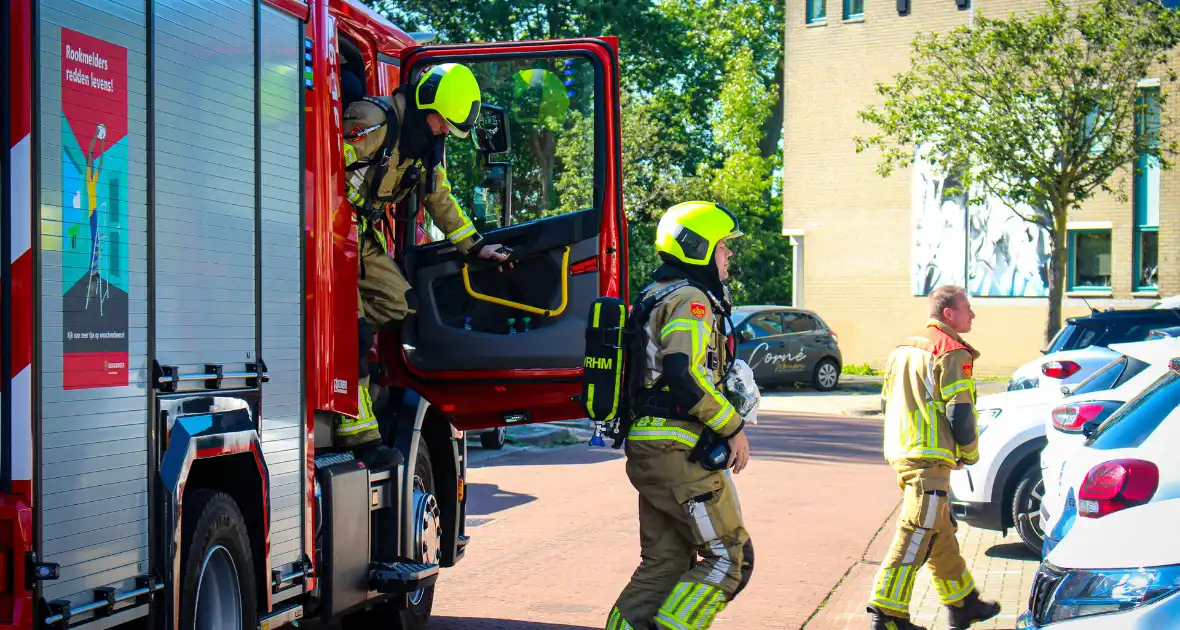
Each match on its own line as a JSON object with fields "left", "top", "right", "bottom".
{"left": 429, "top": 411, "right": 902, "bottom": 629}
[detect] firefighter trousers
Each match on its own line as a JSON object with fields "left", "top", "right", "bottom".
{"left": 868, "top": 469, "right": 976, "bottom": 619}
{"left": 608, "top": 448, "right": 751, "bottom": 630}
{"left": 335, "top": 232, "right": 416, "bottom": 448}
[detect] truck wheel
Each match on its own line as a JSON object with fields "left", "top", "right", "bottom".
{"left": 178, "top": 490, "right": 257, "bottom": 630}
{"left": 480, "top": 426, "right": 507, "bottom": 450}
{"left": 398, "top": 445, "right": 441, "bottom": 630}
{"left": 1011, "top": 466, "right": 1045, "bottom": 557}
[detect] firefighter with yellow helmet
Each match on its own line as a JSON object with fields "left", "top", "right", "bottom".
{"left": 335, "top": 62, "right": 510, "bottom": 469}
{"left": 605, "top": 201, "right": 755, "bottom": 630}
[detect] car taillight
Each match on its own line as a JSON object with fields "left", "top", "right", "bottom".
{"left": 830, "top": 330, "right": 838, "bottom": 344}
{"left": 1051, "top": 401, "right": 1117, "bottom": 433}
{"left": 1078, "top": 459, "right": 1159, "bottom": 518}
{"left": 1042, "top": 360, "right": 1082, "bottom": 379}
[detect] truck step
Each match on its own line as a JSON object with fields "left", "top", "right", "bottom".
{"left": 369, "top": 560, "right": 440, "bottom": 594}
{"left": 314, "top": 452, "right": 355, "bottom": 469}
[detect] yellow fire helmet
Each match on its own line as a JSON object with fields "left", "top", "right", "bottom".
{"left": 654, "top": 201, "right": 744, "bottom": 266}
{"left": 415, "top": 63, "right": 482, "bottom": 138}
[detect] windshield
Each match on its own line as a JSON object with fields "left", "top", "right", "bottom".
{"left": 1088, "top": 371, "right": 1180, "bottom": 450}
{"left": 1047, "top": 323, "right": 1100, "bottom": 353}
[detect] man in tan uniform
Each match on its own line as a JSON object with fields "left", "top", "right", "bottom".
{"left": 866, "top": 285, "right": 1001, "bottom": 630}
{"left": 335, "top": 63, "right": 510, "bottom": 468}
{"left": 606, "top": 201, "right": 754, "bottom": 630}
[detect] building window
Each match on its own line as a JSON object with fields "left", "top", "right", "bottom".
{"left": 1068, "top": 230, "right": 1112, "bottom": 291}
{"left": 807, "top": 0, "right": 826, "bottom": 24}
{"left": 845, "top": 0, "right": 864, "bottom": 20}
{"left": 1134, "top": 87, "right": 1160, "bottom": 291}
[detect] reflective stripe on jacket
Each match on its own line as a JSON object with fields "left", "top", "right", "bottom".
{"left": 626, "top": 281, "right": 740, "bottom": 456}
{"left": 881, "top": 319, "right": 981, "bottom": 471}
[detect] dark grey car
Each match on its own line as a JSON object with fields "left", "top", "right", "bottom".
{"left": 729, "top": 305, "right": 843, "bottom": 391}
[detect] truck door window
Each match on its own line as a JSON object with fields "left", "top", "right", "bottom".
{"left": 420, "top": 55, "right": 598, "bottom": 238}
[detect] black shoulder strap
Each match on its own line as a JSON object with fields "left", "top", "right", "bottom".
{"left": 356, "top": 96, "right": 402, "bottom": 221}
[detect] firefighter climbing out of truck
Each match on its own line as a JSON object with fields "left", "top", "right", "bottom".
{"left": 335, "top": 62, "right": 512, "bottom": 469}
{"left": 605, "top": 201, "right": 755, "bottom": 630}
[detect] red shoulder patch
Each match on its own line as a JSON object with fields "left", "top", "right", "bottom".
{"left": 962, "top": 363, "right": 973, "bottom": 378}
{"left": 690, "top": 302, "right": 707, "bottom": 319}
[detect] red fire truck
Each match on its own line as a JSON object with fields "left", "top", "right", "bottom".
{"left": 1, "top": 0, "right": 629, "bottom": 628}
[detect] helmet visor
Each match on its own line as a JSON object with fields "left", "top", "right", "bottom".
{"left": 443, "top": 100, "right": 480, "bottom": 138}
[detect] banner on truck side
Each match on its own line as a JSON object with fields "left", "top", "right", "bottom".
{"left": 60, "top": 27, "right": 130, "bottom": 390}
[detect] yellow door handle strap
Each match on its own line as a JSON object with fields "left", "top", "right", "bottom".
{"left": 461, "top": 246, "right": 570, "bottom": 317}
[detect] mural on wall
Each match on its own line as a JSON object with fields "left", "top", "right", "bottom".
{"left": 967, "top": 197, "right": 1051, "bottom": 297}
{"left": 911, "top": 147, "right": 967, "bottom": 295}
{"left": 911, "top": 146, "right": 1052, "bottom": 297}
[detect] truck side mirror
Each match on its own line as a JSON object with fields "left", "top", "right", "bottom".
{"left": 472, "top": 104, "right": 510, "bottom": 155}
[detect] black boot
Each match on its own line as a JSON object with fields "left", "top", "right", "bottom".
{"left": 353, "top": 441, "right": 403, "bottom": 471}
{"left": 867, "top": 605, "right": 927, "bottom": 630}
{"left": 946, "top": 590, "right": 1001, "bottom": 630}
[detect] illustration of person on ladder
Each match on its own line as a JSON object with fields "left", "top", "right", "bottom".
{"left": 85, "top": 123, "right": 109, "bottom": 312}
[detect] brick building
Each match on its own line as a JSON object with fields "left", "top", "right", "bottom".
{"left": 781, "top": 0, "right": 1180, "bottom": 377}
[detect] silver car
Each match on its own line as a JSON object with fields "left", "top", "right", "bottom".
{"left": 730, "top": 305, "right": 843, "bottom": 391}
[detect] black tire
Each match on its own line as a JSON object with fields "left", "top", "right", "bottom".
{"left": 480, "top": 426, "right": 506, "bottom": 450}
{"left": 1011, "top": 466, "right": 1045, "bottom": 556}
{"left": 178, "top": 490, "right": 258, "bottom": 630}
{"left": 397, "top": 445, "right": 438, "bottom": 630}
{"left": 812, "top": 358, "right": 840, "bottom": 392}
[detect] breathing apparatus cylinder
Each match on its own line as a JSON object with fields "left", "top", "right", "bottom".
{"left": 581, "top": 297, "right": 629, "bottom": 433}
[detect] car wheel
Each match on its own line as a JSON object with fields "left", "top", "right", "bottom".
{"left": 1012, "top": 466, "right": 1045, "bottom": 556}
{"left": 812, "top": 358, "right": 840, "bottom": 392}
{"left": 480, "top": 426, "right": 506, "bottom": 450}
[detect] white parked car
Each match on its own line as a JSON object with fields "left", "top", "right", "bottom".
{"left": 1007, "top": 345, "right": 1121, "bottom": 392}
{"left": 1040, "top": 358, "right": 1180, "bottom": 560}
{"left": 1039, "top": 338, "right": 1180, "bottom": 518}
{"left": 952, "top": 337, "right": 1180, "bottom": 556}
{"left": 1016, "top": 498, "right": 1180, "bottom": 629}
{"left": 949, "top": 385, "right": 1066, "bottom": 555}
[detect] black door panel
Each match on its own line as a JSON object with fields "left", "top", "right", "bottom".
{"left": 403, "top": 209, "right": 601, "bottom": 373}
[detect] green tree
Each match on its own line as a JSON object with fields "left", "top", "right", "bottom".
{"left": 364, "top": 0, "right": 791, "bottom": 306}
{"left": 855, "top": 0, "right": 1180, "bottom": 344}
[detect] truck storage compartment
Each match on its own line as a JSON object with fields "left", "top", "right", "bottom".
{"left": 34, "top": 0, "right": 306, "bottom": 624}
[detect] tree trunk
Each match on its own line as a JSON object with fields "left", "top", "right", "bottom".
{"left": 758, "top": 58, "right": 785, "bottom": 160}
{"left": 1044, "top": 206, "right": 1070, "bottom": 347}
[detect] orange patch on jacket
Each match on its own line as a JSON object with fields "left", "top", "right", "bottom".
{"left": 690, "top": 302, "right": 707, "bottom": 319}
{"left": 963, "top": 363, "right": 973, "bottom": 378}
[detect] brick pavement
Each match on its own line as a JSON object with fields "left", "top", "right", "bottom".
{"left": 430, "top": 411, "right": 902, "bottom": 629}
{"left": 803, "top": 504, "right": 1040, "bottom": 630}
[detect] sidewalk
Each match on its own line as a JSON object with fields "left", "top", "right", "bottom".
{"left": 804, "top": 502, "right": 1039, "bottom": 629}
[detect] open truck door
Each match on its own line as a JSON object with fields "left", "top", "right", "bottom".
{"left": 384, "top": 38, "right": 629, "bottom": 432}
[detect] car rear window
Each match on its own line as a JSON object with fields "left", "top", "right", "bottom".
{"left": 1100, "top": 322, "right": 1177, "bottom": 345}
{"left": 1088, "top": 371, "right": 1180, "bottom": 450}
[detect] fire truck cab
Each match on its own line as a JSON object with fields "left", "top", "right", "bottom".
{"left": 1, "top": 0, "right": 628, "bottom": 628}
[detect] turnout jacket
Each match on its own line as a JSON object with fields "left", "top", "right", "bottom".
{"left": 341, "top": 91, "right": 480, "bottom": 254}
{"left": 626, "top": 280, "right": 743, "bottom": 457}
{"left": 880, "top": 319, "right": 981, "bottom": 474}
